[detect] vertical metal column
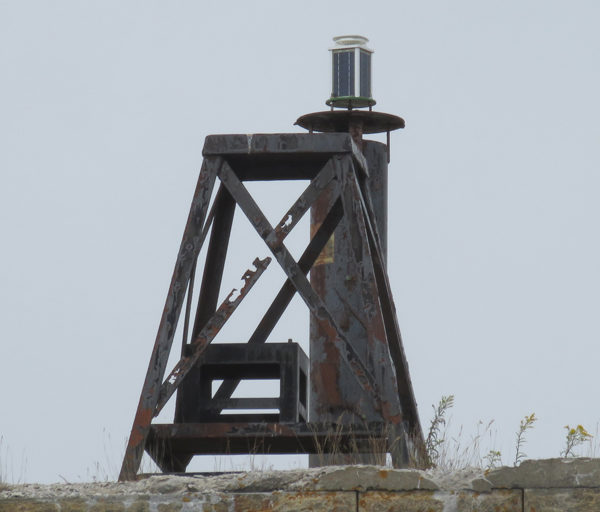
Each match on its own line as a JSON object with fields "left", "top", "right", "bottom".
{"left": 176, "top": 185, "right": 236, "bottom": 424}
{"left": 362, "top": 141, "right": 388, "bottom": 264}
{"left": 309, "top": 141, "right": 391, "bottom": 465}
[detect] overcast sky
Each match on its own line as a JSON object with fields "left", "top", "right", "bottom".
{"left": 1, "top": 1, "right": 599, "bottom": 483}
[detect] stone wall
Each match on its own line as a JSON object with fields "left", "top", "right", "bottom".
{"left": 1, "top": 458, "right": 599, "bottom": 511}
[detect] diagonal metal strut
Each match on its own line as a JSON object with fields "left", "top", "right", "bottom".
{"left": 154, "top": 256, "right": 271, "bottom": 415}
{"left": 217, "top": 157, "right": 383, "bottom": 406}
{"left": 347, "top": 157, "right": 424, "bottom": 443}
{"left": 212, "top": 197, "right": 344, "bottom": 405}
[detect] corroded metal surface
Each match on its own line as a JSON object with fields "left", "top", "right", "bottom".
{"left": 187, "top": 342, "right": 309, "bottom": 423}
{"left": 218, "top": 159, "right": 382, "bottom": 405}
{"left": 203, "top": 133, "right": 368, "bottom": 180}
{"left": 295, "top": 110, "right": 405, "bottom": 135}
{"left": 146, "top": 422, "right": 395, "bottom": 458}
{"left": 175, "top": 184, "right": 236, "bottom": 424}
{"left": 309, "top": 146, "right": 415, "bottom": 467}
{"left": 120, "top": 133, "right": 423, "bottom": 479}
{"left": 352, "top": 160, "right": 424, "bottom": 446}
{"left": 154, "top": 257, "right": 271, "bottom": 415}
{"left": 210, "top": 198, "right": 344, "bottom": 408}
{"left": 119, "top": 159, "right": 217, "bottom": 481}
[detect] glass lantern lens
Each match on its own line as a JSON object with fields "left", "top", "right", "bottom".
{"left": 360, "top": 50, "right": 371, "bottom": 98}
{"left": 333, "top": 50, "right": 355, "bottom": 97}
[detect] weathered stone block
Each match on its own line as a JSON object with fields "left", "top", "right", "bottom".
{"left": 156, "top": 503, "right": 181, "bottom": 512}
{"left": 525, "top": 488, "right": 600, "bottom": 512}
{"left": 0, "top": 501, "right": 59, "bottom": 512}
{"left": 307, "top": 466, "right": 438, "bottom": 491}
{"left": 57, "top": 499, "right": 91, "bottom": 512}
{"left": 358, "top": 490, "right": 522, "bottom": 512}
{"left": 88, "top": 499, "right": 126, "bottom": 512}
{"left": 230, "top": 491, "right": 356, "bottom": 511}
{"left": 0, "top": 498, "right": 152, "bottom": 512}
{"left": 488, "top": 458, "right": 600, "bottom": 489}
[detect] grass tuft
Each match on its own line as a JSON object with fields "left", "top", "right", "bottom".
{"left": 424, "top": 395, "right": 454, "bottom": 468}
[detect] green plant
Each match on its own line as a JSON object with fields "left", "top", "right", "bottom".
{"left": 424, "top": 395, "right": 454, "bottom": 467}
{"left": 514, "top": 413, "right": 537, "bottom": 466}
{"left": 484, "top": 449, "right": 502, "bottom": 470}
{"left": 562, "top": 425, "right": 593, "bottom": 457}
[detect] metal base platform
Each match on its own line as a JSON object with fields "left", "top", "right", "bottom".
{"left": 145, "top": 421, "right": 402, "bottom": 471}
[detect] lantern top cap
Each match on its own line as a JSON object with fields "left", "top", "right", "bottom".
{"left": 332, "top": 35, "right": 372, "bottom": 51}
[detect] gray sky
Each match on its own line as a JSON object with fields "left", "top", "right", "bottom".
{"left": 1, "top": 1, "right": 599, "bottom": 483}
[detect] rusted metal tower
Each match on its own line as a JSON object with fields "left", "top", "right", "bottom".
{"left": 119, "top": 35, "right": 423, "bottom": 481}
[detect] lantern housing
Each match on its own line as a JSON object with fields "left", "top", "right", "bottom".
{"left": 327, "top": 35, "right": 375, "bottom": 109}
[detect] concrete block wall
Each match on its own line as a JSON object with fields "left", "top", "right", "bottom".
{"left": 1, "top": 458, "right": 599, "bottom": 511}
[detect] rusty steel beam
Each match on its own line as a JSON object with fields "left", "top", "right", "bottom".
{"left": 209, "top": 166, "right": 342, "bottom": 406}
{"left": 339, "top": 156, "right": 402, "bottom": 422}
{"left": 174, "top": 184, "right": 237, "bottom": 440}
{"left": 267, "top": 158, "right": 337, "bottom": 246}
{"left": 180, "top": 263, "right": 196, "bottom": 351}
{"left": 211, "top": 197, "right": 344, "bottom": 405}
{"left": 178, "top": 182, "right": 230, "bottom": 347}
{"left": 190, "top": 185, "right": 237, "bottom": 340}
{"left": 203, "top": 133, "right": 368, "bottom": 175}
{"left": 347, "top": 158, "right": 424, "bottom": 447}
{"left": 178, "top": 181, "right": 228, "bottom": 353}
{"left": 146, "top": 422, "right": 393, "bottom": 458}
{"left": 248, "top": 195, "right": 342, "bottom": 346}
{"left": 119, "top": 159, "right": 217, "bottom": 481}
{"left": 175, "top": 185, "right": 236, "bottom": 427}
{"left": 308, "top": 149, "right": 394, "bottom": 466}
{"left": 338, "top": 155, "right": 413, "bottom": 465}
{"left": 154, "top": 256, "right": 271, "bottom": 416}
{"left": 217, "top": 158, "right": 383, "bottom": 408}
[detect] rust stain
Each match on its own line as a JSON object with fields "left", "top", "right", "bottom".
{"left": 315, "top": 361, "right": 342, "bottom": 405}
{"left": 129, "top": 408, "right": 153, "bottom": 445}
{"left": 311, "top": 222, "right": 334, "bottom": 265}
{"left": 380, "top": 401, "right": 402, "bottom": 425}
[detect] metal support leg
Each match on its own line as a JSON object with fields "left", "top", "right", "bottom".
{"left": 119, "top": 159, "right": 217, "bottom": 481}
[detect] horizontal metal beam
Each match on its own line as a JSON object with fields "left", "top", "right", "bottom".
{"left": 202, "top": 133, "right": 368, "bottom": 178}
{"left": 202, "top": 397, "right": 280, "bottom": 411}
{"left": 146, "top": 422, "right": 393, "bottom": 457}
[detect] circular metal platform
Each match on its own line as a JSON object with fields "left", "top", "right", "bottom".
{"left": 295, "top": 110, "right": 405, "bottom": 134}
